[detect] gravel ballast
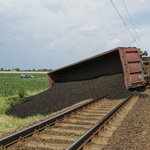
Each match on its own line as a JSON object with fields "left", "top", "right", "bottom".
{"left": 6, "top": 73, "right": 132, "bottom": 118}
{"left": 104, "top": 90, "right": 150, "bottom": 150}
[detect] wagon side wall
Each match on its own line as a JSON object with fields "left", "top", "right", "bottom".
{"left": 47, "top": 50, "right": 123, "bottom": 88}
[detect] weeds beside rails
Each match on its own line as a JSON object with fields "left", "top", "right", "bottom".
{"left": 0, "top": 89, "right": 46, "bottom": 135}
{"left": 11, "top": 88, "right": 26, "bottom": 104}
{"left": 0, "top": 88, "right": 47, "bottom": 135}
{"left": 0, "top": 89, "right": 47, "bottom": 115}
{"left": 0, "top": 89, "right": 26, "bottom": 114}
{"left": 0, "top": 72, "right": 48, "bottom": 135}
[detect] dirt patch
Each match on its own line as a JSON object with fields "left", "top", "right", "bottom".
{"left": 6, "top": 73, "right": 132, "bottom": 118}
{"left": 104, "top": 89, "right": 150, "bottom": 150}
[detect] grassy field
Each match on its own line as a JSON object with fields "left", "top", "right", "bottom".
{"left": 0, "top": 72, "right": 48, "bottom": 134}
{"left": 0, "top": 73, "right": 48, "bottom": 97}
{"left": 0, "top": 71, "right": 48, "bottom": 73}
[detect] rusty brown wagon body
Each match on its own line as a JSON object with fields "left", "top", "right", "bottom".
{"left": 47, "top": 47, "right": 149, "bottom": 89}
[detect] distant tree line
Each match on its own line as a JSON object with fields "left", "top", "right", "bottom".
{"left": 1, "top": 68, "right": 11, "bottom": 71}
{"left": 0, "top": 68, "right": 53, "bottom": 72}
{"left": 21, "top": 69, "right": 53, "bottom": 72}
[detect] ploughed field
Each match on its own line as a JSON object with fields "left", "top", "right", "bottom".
{"left": 6, "top": 73, "right": 132, "bottom": 118}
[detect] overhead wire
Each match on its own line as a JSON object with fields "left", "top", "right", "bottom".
{"left": 122, "top": 0, "right": 144, "bottom": 50}
{"left": 110, "top": 0, "right": 140, "bottom": 49}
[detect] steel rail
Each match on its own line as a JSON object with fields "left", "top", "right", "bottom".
{"left": 0, "top": 95, "right": 106, "bottom": 148}
{"left": 66, "top": 91, "right": 135, "bottom": 150}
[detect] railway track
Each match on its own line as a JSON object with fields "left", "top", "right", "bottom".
{"left": 0, "top": 92, "right": 137, "bottom": 150}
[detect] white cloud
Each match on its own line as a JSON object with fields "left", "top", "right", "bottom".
{"left": 78, "top": 25, "right": 100, "bottom": 36}
{"left": 40, "top": 0, "right": 69, "bottom": 14}
{"left": 13, "top": 36, "right": 26, "bottom": 42}
{"left": 4, "top": 13, "right": 14, "bottom": 19}
{"left": 108, "top": 39, "right": 120, "bottom": 44}
{"left": 66, "top": 23, "right": 80, "bottom": 31}
{"left": 33, "top": 33, "right": 55, "bottom": 39}
{"left": 139, "top": 0, "right": 146, "bottom": 3}
{"left": 45, "top": 37, "right": 67, "bottom": 50}
{"left": 0, "top": 35, "right": 25, "bottom": 46}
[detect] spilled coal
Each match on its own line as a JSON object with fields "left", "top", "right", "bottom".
{"left": 6, "top": 73, "right": 132, "bottom": 118}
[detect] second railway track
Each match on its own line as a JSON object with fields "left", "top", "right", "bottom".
{"left": 0, "top": 92, "right": 138, "bottom": 150}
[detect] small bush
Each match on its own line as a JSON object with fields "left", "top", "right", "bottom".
{"left": 18, "top": 88, "right": 26, "bottom": 98}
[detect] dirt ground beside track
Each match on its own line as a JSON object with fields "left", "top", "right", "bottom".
{"left": 104, "top": 88, "right": 150, "bottom": 150}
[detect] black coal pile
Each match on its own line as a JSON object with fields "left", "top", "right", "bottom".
{"left": 6, "top": 73, "right": 132, "bottom": 118}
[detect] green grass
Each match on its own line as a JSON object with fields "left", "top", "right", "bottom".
{"left": 0, "top": 73, "right": 47, "bottom": 97}
{"left": 0, "top": 72, "right": 48, "bottom": 135}
{"left": 0, "top": 97, "right": 12, "bottom": 114}
{"left": 0, "top": 72, "right": 48, "bottom": 113}
{"left": 0, "top": 114, "right": 45, "bottom": 134}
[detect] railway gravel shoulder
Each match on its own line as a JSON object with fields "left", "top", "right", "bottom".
{"left": 104, "top": 89, "right": 150, "bottom": 150}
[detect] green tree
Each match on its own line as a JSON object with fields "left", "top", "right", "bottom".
{"left": 43, "top": 68, "right": 48, "bottom": 71}
{"left": 1, "top": 68, "right": 4, "bottom": 71}
{"left": 15, "top": 68, "right": 20, "bottom": 71}
{"left": 48, "top": 69, "right": 53, "bottom": 72}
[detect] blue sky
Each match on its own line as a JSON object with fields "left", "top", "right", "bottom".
{"left": 0, "top": 0, "right": 150, "bottom": 70}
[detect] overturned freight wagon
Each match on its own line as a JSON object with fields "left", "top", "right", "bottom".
{"left": 47, "top": 47, "right": 149, "bottom": 89}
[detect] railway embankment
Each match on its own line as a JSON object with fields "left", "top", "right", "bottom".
{"left": 104, "top": 89, "right": 149, "bottom": 150}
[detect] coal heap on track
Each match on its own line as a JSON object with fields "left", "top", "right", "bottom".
{"left": 6, "top": 73, "right": 132, "bottom": 118}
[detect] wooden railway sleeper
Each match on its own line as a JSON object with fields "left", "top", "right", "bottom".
{"left": 1, "top": 95, "right": 128, "bottom": 150}
{"left": 86, "top": 95, "right": 137, "bottom": 149}
{"left": 66, "top": 93, "right": 137, "bottom": 150}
